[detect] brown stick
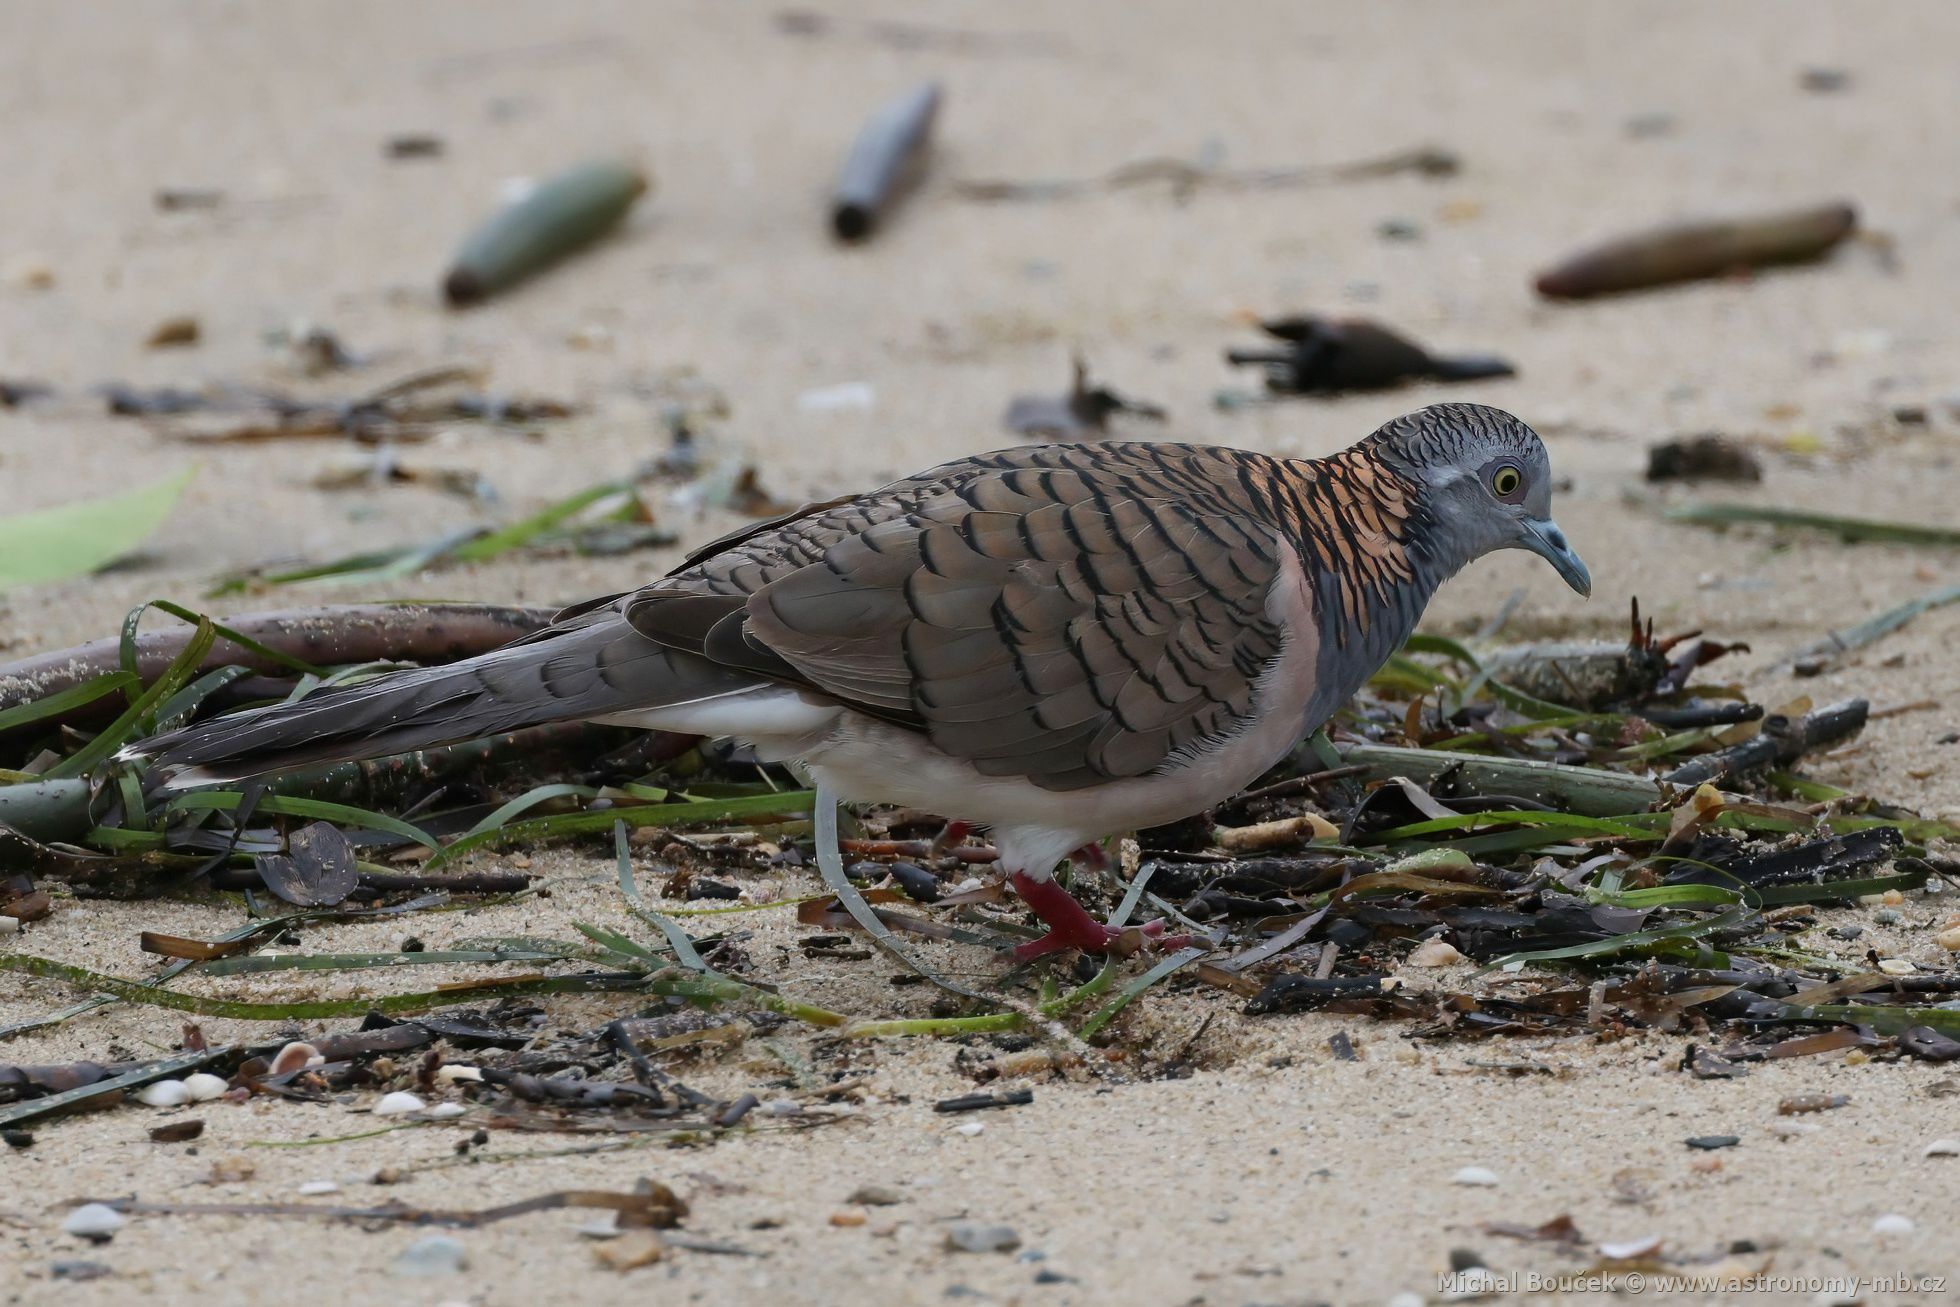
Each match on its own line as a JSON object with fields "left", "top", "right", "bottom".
{"left": 0, "top": 603, "right": 558, "bottom": 716}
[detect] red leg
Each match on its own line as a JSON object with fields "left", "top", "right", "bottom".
{"left": 1008, "top": 871, "right": 1190, "bottom": 962}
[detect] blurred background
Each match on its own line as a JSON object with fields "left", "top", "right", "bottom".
{"left": 1, "top": 0, "right": 1954, "bottom": 797}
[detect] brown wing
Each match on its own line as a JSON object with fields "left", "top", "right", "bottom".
{"left": 628, "top": 443, "right": 1291, "bottom": 791}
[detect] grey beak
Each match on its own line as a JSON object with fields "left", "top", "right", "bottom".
{"left": 1521, "top": 518, "right": 1591, "bottom": 597}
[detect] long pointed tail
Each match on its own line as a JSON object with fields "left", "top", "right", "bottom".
{"left": 127, "top": 615, "right": 755, "bottom": 786}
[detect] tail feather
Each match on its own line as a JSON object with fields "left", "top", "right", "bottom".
{"left": 128, "top": 615, "right": 760, "bottom": 785}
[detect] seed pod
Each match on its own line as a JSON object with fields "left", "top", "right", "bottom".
{"left": 444, "top": 160, "right": 649, "bottom": 306}
{"left": 1535, "top": 202, "right": 1857, "bottom": 299}
{"left": 832, "top": 82, "right": 941, "bottom": 242}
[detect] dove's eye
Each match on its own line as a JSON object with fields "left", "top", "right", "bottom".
{"left": 1489, "top": 465, "right": 1523, "bottom": 500}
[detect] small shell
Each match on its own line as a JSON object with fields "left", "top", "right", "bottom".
{"left": 1923, "top": 1139, "right": 1959, "bottom": 1158}
{"left": 1876, "top": 958, "right": 1916, "bottom": 976}
{"left": 298, "top": 1180, "right": 340, "bottom": 1196}
{"left": 427, "top": 1103, "right": 467, "bottom": 1120}
{"left": 270, "top": 1042, "right": 323, "bottom": 1076}
{"left": 62, "top": 1203, "right": 125, "bottom": 1241}
{"left": 435, "top": 1065, "right": 483, "bottom": 1083}
{"left": 182, "top": 1073, "right": 229, "bottom": 1101}
{"left": 952, "top": 1121, "right": 985, "bottom": 1137}
{"left": 374, "top": 1091, "right": 427, "bottom": 1117}
{"left": 1934, "top": 926, "right": 1960, "bottom": 952}
{"left": 1406, "top": 939, "right": 1466, "bottom": 968}
{"left": 137, "top": 1080, "right": 191, "bottom": 1108}
{"left": 1451, "top": 1166, "right": 1500, "bottom": 1187}
{"left": 1871, "top": 1213, "right": 1914, "bottom": 1236}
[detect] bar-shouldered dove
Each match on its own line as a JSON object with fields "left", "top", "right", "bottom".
{"left": 132, "top": 403, "right": 1589, "bottom": 960}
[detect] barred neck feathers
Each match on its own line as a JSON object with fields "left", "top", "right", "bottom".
{"left": 1270, "top": 442, "right": 1440, "bottom": 651}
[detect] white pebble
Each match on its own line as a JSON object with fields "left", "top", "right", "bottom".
{"left": 434, "top": 1065, "right": 482, "bottom": 1083}
{"left": 0, "top": 914, "right": 20, "bottom": 934}
{"left": 1924, "top": 1139, "right": 1959, "bottom": 1158}
{"left": 374, "top": 1091, "right": 427, "bottom": 1116}
{"left": 1599, "top": 1235, "right": 1663, "bottom": 1259}
{"left": 62, "top": 1204, "right": 125, "bottom": 1241}
{"left": 298, "top": 1180, "right": 340, "bottom": 1196}
{"left": 182, "top": 1073, "right": 229, "bottom": 1101}
{"left": 1767, "top": 1121, "right": 1821, "bottom": 1138}
{"left": 1451, "top": 1166, "right": 1499, "bottom": 1187}
{"left": 1876, "top": 958, "right": 1916, "bottom": 976}
{"left": 1872, "top": 1213, "right": 1914, "bottom": 1236}
{"left": 393, "top": 1233, "right": 467, "bottom": 1276}
{"left": 953, "top": 1121, "right": 985, "bottom": 1137}
{"left": 137, "top": 1080, "right": 191, "bottom": 1108}
{"left": 427, "top": 1103, "right": 466, "bottom": 1120}
{"left": 762, "top": 1099, "right": 802, "bottom": 1117}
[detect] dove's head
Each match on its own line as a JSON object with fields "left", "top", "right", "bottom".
{"left": 1374, "top": 402, "right": 1591, "bottom": 596}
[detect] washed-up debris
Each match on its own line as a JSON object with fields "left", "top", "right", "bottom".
{"left": 1, "top": 378, "right": 54, "bottom": 407}
{"left": 1777, "top": 1092, "right": 1849, "bottom": 1115}
{"left": 1535, "top": 202, "right": 1858, "bottom": 299}
{"left": 154, "top": 187, "right": 224, "bottom": 211}
{"left": 1226, "top": 315, "right": 1514, "bottom": 396}
{"left": 934, "top": 1089, "right": 1033, "bottom": 1113}
{"left": 444, "top": 160, "right": 649, "bottom": 306}
{"left": 956, "top": 143, "right": 1457, "bottom": 204}
{"left": 149, "top": 1119, "right": 203, "bottom": 1143}
{"left": 1667, "top": 501, "right": 1960, "bottom": 547}
{"left": 1788, "top": 582, "right": 1960, "bottom": 676}
{"left": 386, "top": 133, "right": 445, "bottom": 160}
{"left": 832, "top": 82, "right": 940, "bottom": 242}
{"left": 946, "top": 1223, "right": 1021, "bottom": 1253}
{"left": 1646, "top": 434, "right": 1763, "bottom": 483}
{"left": 1002, "top": 358, "right": 1167, "bottom": 440}
{"left": 0, "top": 468, "right": 194, "bottom": 592}
{"left": 144, "top": 316, "right": 200, "bottom": 349}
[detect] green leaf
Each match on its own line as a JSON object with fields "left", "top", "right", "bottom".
{"left": 0, "top": 467, "right": 194, "bottom": 591}
{"left": 0, "top": 671, "right": 137, "bottom": 736}
{"left": 48, "top": 617, "right": 217, "bottom": 778}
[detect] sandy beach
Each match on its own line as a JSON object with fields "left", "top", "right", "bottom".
{"left": 3, "top": 3, "right": 1958, "bottom": 1303}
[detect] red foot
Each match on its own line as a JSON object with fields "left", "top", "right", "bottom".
{"left": 1008, "top": 871, "right": 1190, "bottom": 962}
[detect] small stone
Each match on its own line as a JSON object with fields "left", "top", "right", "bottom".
{"left": 829, "top": 1210, "right": 867, "bottom": 1227}
{"left": 953, "top": 1121, "right": 984, "bottom": 1137}
{"left": 3, "top": 1128, "right": 33, "bottom": 1149}
{"left": 1687, "top": 1135, "right": 1740, "bottom": 1150}
{"left": 1934, "top": 926, "right": 1960, "bottom": 952}
{"left": 181, "top": 1073, "right": 228, "bottom": 1101}
{"left": 393, "top": 1234, "right": 467, "bottom": 1276}
{"left": 136, "top": 1080, "right": 192, "bottom": 1108}
{"left": 1923, "top": 1139, "right": 1959, "bottom": 1157}
{"left": 62, "top": 1204, "right": 125, "bottom": 1243}
{"left": 593, "top": 1232, "right": 665, "bottom": 1270}
{"left": 946, "top": 1223, "right": 1021, "bottom": 1254}
{"left": 374, "top": 1091, "right": 427, "bottom": 1116}
{"left": 1406, "top": 938, "right": 1465, "bottom": 968}
{"left": 0, "top": 915, "right": 20, "bottom": 934}
{"left": 1451, "top": 1166, "right": 1499, "bottom": 1187}
{"left": 435, "top": 1065, "right": 483, "bottom": 1083}
{"left": 847, "top": 1184, "right": 903, "bottom": 1206}
{"left": 298, "top": 1180, "right": 340, "bottom": 1196}
{"left": 1376, "top": 218, "right": 1422, "bottom": 242}
{"left": 762, "top": 1099, "right": 802, "bottom": 1117}
{"left": 1871, "top": 1213, "right": 1914, "bottom": 1236}
{"left": 427, "top": 1103, "right": 467, "bottom": 1119}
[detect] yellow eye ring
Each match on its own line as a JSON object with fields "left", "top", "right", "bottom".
{"left": 1491, "top": 466, "right": 1522, "bottom": 497}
